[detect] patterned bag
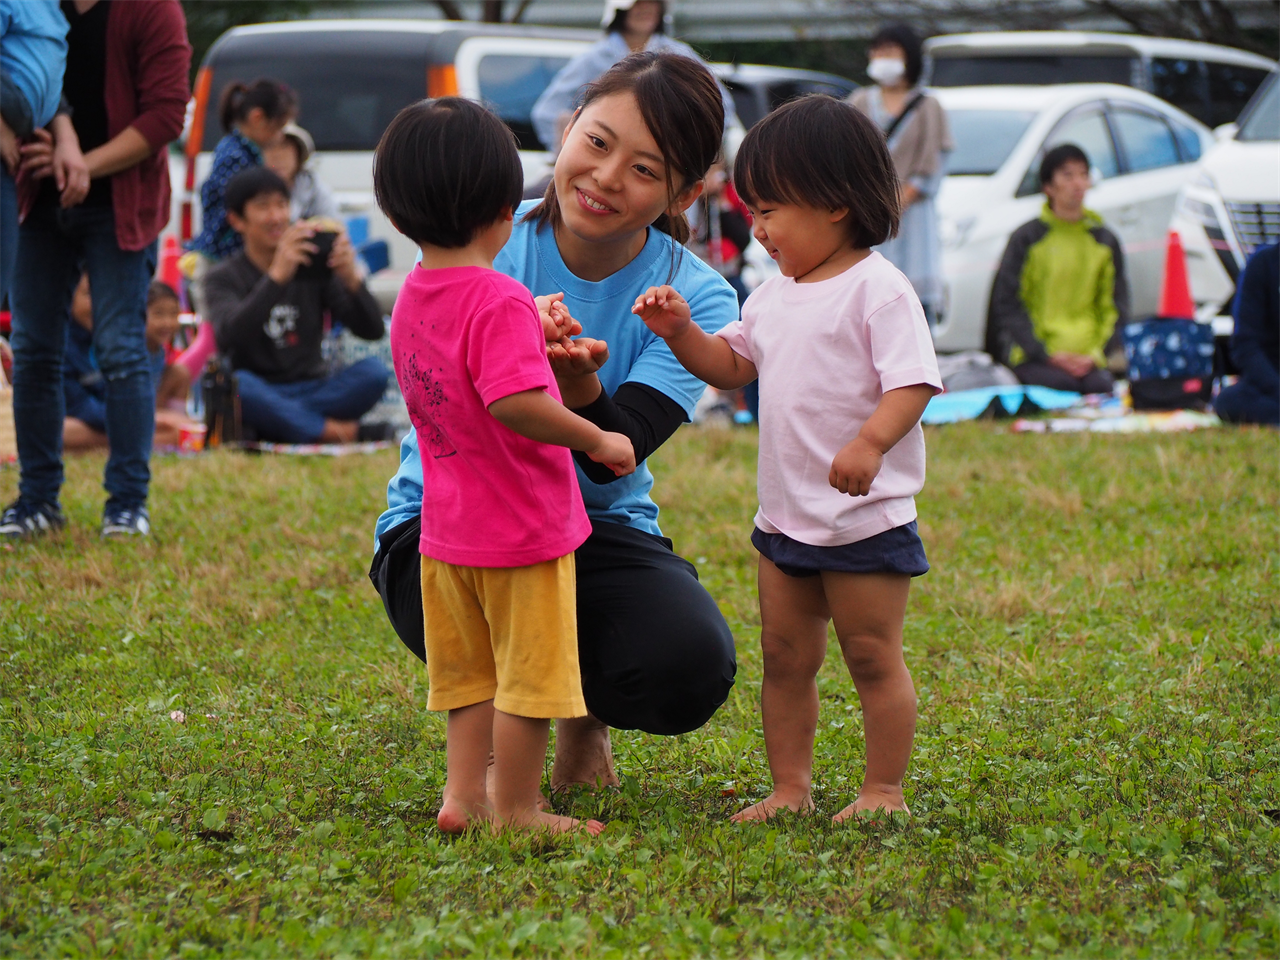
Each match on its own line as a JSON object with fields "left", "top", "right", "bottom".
{"left": 1122, "top": 319, "right": 1216, "bottom": 410}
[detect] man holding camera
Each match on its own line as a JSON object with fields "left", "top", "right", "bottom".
{"left": 204, "top": 166, "right": 388, "bottom": 444}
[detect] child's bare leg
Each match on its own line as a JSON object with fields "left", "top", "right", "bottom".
{"left": 438, "top": 700, "right": 494, "bottom": 833}
{"left": 822, "top": 571, "right": 915, "bottom": 822}
{"left": 492, "top": 710, "right": 604, "bottom": 836}
{"left": 732, "top": 556, "right": 830, "bottom": 822}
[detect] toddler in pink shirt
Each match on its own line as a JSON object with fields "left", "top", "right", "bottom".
{"left": 635, "top": 95, "right": 941, "bottom": 824}
{"left": 374, "top": 97, "right": 634, "bottom": 836}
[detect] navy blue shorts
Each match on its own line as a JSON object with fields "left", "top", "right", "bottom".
{"left": 751, "top": 521, "right": 929, "bottom": 578}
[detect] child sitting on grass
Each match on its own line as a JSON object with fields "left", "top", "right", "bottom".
{"left": 144, "top": 281, "right": 191, "bottom": 412}
{"left": 634, "top": 95, "right": 942, "bottom": 823}
{"left": 373, "top": 97, "right": 635, "bottom": 836}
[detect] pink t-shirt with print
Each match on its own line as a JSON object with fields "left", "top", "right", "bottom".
{"left": 716, "top": 252, "right": 942, "bottom": 547}
{"left": 391, "top": 265, "right": 591, "bottom": 567}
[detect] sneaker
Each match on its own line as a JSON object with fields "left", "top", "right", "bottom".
{"left": 101, "top": 506, "right": 150, "bottom": 538}
{"left": 0, "top": 499, "right": 66, "bottom": 540}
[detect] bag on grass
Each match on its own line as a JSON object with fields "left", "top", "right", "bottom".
{"left": 201, "top": 356, "right": 242, "bottom": 446}
{"left": 1122, "top": 319, "right": 1215, "bottom": 410}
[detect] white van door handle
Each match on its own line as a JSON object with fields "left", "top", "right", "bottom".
{"left": 1117, "top": 204, "right": 1141, "bottom": 226}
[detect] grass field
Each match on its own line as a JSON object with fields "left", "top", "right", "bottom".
{"left": 1, "top": 423, "right": 1278, "bottom": 958}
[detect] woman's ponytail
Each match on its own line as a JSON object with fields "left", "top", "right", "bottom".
{"left": 217, "top": 78, "right": 298, "bottom": 134}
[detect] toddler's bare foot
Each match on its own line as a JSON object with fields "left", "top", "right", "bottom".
{"left": 497, "top": 809, "right": 606, "bottom": 836}
{"left": 551, "top": 715, "right": 619, "bottom": 791}
{"left": 486, "top": 756, "right": 552, "bottom": 811}
{"left": 437, "top": 796, "right": 490, "bottom": 834}
{"left": 730, "top": 791, "right": 815, "bottom": 823}
{"left": 833, "top": 786, "right": 910, "bottom": 824}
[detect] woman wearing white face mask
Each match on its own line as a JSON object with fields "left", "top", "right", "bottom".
{"left": 849, "top": 24, "right": 952, "bottom": 328}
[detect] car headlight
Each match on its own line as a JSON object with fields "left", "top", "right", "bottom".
{"left": 1193, "top": 170, "right": 1217, "bottom": 191}
{"left": 940, "top": 215, "right": 976, "bottom": 250}
{"left": 1177, "top": 195, "right": 1222, "bottom": 230}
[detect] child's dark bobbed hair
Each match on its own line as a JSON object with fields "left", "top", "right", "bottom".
{"left": 218, "top": 78, "right": 297, "bottom": 134}
{"left": 1039, "top": 142, "right": 1090, "bottom": 186}
{"left": 373, "top": 97, "right": 523, "bottom": 249}
{"left": 734, "top": 95, "right": 900, "bottom": 249}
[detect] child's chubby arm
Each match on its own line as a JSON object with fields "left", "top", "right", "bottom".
{"left": 534, "top": 293, "right": 582, "bottom": 344}
{"left": 632, "top": 285, "right": 757, "bottom": 390}
{"left": 488, "top": 388, "right": 636, "bottom": 477}
{"left": 829, "top": 384, "right": 936, "bottom": 497}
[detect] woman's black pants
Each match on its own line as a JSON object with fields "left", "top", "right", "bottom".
{"left": 369, "top": 517, "right": 737, "bottom": 736}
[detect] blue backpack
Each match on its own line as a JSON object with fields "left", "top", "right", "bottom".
{"left": 1122, "top": 319, "right": 1216, "bottom": 410}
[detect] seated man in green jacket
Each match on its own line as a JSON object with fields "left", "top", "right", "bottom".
{"left": 987, "top": 143, "right": 1129, "bottom": 394}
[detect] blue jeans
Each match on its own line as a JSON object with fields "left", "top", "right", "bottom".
{"left": 1, "top": 167, "right": 16, "bottom": 305}
{"left": 236, "top": 357, "right": 389, "bottom": 443}
{"left": 10, "top": 201, "right": 157, "bottom": 511}
{"left": 1215, "top": 378, "right": 1279, "bottom": 426}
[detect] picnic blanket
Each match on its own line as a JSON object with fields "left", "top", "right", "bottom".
{"left": 922, "top": 385, "right": 1081, "bottom": 425}
{"left": 239, "top": 440, "right": 397, "bottom": 456}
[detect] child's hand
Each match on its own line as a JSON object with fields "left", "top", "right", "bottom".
{"left": 631, "top": 285, "right": 691, "bottom": 340}
{"left": 829, "top": 437, "right": 883, "bottom": 497}
{"left": 535, "top": 293, "right": 582, "bottom": 343}
{"left": 587, "top": 430, "right": 636, "bottom": 477}
{"left": 547, "top": 336, "right": 609, "bottom": 377}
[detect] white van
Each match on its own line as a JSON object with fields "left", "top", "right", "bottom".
{"left": 925, "top": 32, "right": 1276, "bottom": 128}
{"left": 1169, "top": 70, "right": 1280, "bottom": 334}
{"left": 173, "top": 20, "right": 601, "bottom": 309}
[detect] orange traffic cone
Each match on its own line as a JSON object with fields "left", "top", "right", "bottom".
{"left": 159, "top": 235, "right": 182, "bottom": 293}
{"left": 1158, "top": 230, "right": 1195, "bottom": 320}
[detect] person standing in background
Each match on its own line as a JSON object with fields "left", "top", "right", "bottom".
{"left": 2, "top": 0, "right": 190, "bottom": 540}
{"left": 530, "top": 1, "right": 737, "bottom": 155}
{"left": 0, "top": 0, "right": 67, "bottom": 305}
{"left": 849, "top": 24, "right": 952, "bottom": 328}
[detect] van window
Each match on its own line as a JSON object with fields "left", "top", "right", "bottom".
{"left": 1110, "top": 109, "right": 1181, "bottom": 171}
{"left": 477, "top": 53, "right": 573, "bottom": 151}
{"left": 1206, "top": 62, "right": 1270, "bottom": 127}
{"left": 1017, "top": 107, "right": 1117, "bottom": 197}
{"left": 931, "top": 55, "right": 1134, "bottom": 87}
{"left": 203, "top": 54, "right": 425, "bottom": 152}
{"left": 1151, "top": 58, "right": 1207, "bottom": 121}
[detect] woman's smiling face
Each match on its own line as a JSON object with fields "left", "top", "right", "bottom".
{"left": 553, "top": 91, "right": 690, "bottom": 246}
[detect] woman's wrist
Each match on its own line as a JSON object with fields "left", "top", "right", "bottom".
{"left": 557, "top": 371, "right": 603, "bottom": 409}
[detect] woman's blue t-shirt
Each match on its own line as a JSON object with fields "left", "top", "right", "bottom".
{"left": 375, "top": 200, "right": 741, "bottom": 542}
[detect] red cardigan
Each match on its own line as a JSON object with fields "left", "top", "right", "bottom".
{"left": 20, "top": 0, "right": 191, "bottom": 251}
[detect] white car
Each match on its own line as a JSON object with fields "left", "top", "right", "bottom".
{"left": 1169, "top": 70, "right": 1279, "bottom": 335}
{"left": 933, "top": 84, "right": 1213, "bottom": 353}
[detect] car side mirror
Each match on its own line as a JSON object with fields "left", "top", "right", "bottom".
{"left": 1090, "top": 166, "right": 1105, "bottom": 184}
{"left": 1213, "top": 122, "right": 1238, "bottom": 142}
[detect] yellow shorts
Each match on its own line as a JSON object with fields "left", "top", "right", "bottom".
{"left": 420, "top": 553, "right": 586, "bottom": 718}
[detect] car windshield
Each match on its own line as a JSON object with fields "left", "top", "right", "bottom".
{"left": 944, "top": 109, "right": 1038, "bottom": 175}
{"left": 1237, "top": 74, "right": 1278, "bottom": 141}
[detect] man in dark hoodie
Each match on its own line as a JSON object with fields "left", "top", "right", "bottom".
{"left": 203, "top": 167, "right": 389, "bottom": 444}
{"left": 1215, "top": 243, "right": 1279, "bottom": 426}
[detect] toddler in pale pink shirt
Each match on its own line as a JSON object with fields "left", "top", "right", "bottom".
{"left": 635, "top": 95, "right": 941, "bottom": 824}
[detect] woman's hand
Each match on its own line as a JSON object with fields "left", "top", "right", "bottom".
{"left": 829, "top": 436, "right": 884, "bottom": 497}
{"left": 20, "top": 123, "right": 91, "bottom": 208}
{"left": 535, "top": 292, "right": 581, "bottom": 342}
{"left": 632, "top": 285, "right": 692, "bottom": 341}
{"left": 547, "top": 336, "right": 609, "bottom": 377}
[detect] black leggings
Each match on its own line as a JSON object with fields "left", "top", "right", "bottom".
{"left": 369, "top": 517, "right": 737, "bottom": 736}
